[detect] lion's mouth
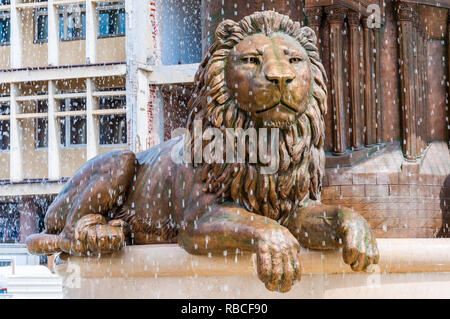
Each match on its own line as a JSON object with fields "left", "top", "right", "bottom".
{"left": 255, "top": 101, "right": 298, "bottom": 114}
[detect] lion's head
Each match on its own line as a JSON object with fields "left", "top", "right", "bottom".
{"left": 186, "top": 11, "right": 328, "bottom": 222}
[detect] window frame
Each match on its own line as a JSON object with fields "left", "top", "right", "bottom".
{"left": 33, "top": 7, "right": 48, "bottom": 44}
{"left": 0, "top": 102, "right": 9, "bottom": 152}
{"left": 0, "top": 10, "right": 10, "bottom": 46}
{"left": 98, "top": 94, "right": 127, "bottom": 146}
{"left": 58, "top": 4, "right": 86, "bottom": 42}
{"left": 96, "top": 2, "right": 125, "bottom": 39}
{"left": 34, "top": 100, "right": 48, "bottom": 150}
{"left": 0, "top": 202, "right": 19, "bottom": 244}
{"left": 59, "top": 97, "right": 87, "bottom": 148}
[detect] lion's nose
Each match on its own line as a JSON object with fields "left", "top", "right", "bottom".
{"left": 264, "top": 70, "right": 296, "bottom": 88}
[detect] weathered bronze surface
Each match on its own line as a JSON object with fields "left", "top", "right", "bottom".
{"left": 27, "top": 11, "right": 378, "bottom": 292}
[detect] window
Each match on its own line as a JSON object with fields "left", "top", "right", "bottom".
{"left": 160, "top": 0, "right": 202, "bottom": 65}
{"left": 0, "top": 203, "right": 19, "bottom": 244}
{"left": 59, "top": 5, "right": 86, "bottom": 41}
{"left": 60, "top": 98, "right": 86, "bottom": 146}
{"left": 99, "top": 96, "right": 126, "bottom": 145}
{"left": 35, "top": 100, "right": 48, "bottom": 149}
{"left": 34, "top": 8, "right": 48, "bottom": 42}
{"left": 0, "top": 1, "right": 10, "bottom": 5}
{"left": 98, "top": 2, "right": 125, "bottom": 38}
{"left": 0, "top": 11, "right": 10, "bottom": 45}
{"left": 33, "top": 2, "right": 125, "bottom": 41}
{"left": 0, "top": 103, "right": 9, "bottom": 151}
{"left": 35, "top": 95, "right": 127, "bottom": 148}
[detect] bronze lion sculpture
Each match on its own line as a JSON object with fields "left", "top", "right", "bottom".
{"left": 27, "top": 11, "right": 379, "bottom": 292}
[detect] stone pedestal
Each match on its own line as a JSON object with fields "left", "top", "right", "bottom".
{"left": 53, "top": 238, "right": 450, "bottom": 299}
{"left": 322, "top": 141, "right": 450, "bottom": 238}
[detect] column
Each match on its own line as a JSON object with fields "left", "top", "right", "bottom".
{"left": 369, "top": 27, "right": 377, "bottom": 145}
{"left": 423, "top": 30, "right": 430, "bottom": 148}
{"left": 359, "top": 18, "right": 366, "bottom": 149}
{"left": 413, "top": 20, "right": 421, "bottom": 156}
{"left": 86, "top": 0, "right": 98, "bottom": 64}
{"left": 395, "top": 2, "right": 417, "bottom": 160}
{"left": 126, "top": 0, "right": 161, "bottom": 152}
{"left": 19, "top": 198, "right": 39, "bottom": 244}
{"left": 325, "top": 5, "right": 347, "bottom": 155}
{"left": 305, "top": 7, "right": 323, "bottom": 57}
{"left": 417, "top": 24, "right": 425, "bottom": 155}
{"left": 9, "top": 83, "right": 22, "bottom": 181}
{"left": 48, "top": 0, "right": 60, "bottom": 66}
{"left": 374, "top": 27, "right": 383, "bottom": 144}
{"left": 447, "top": 13, "right": 450, "bottom": 147}
{"left": 362, "top": 17, "right": 374, "bottom": 147}
{"left": 136, "top": 69, "right": 150, "bottom": 151}
{"left": 48, "top": 80, "right": 61, "bottom": 180}
{"left": 347, "top": 10, "right": 363, "bottom": 150}
{"left": 10, "top": 0, "right": 22, "bottom": 68}
{"left": 86, "top": 78, "right": 99, "bottom": 160}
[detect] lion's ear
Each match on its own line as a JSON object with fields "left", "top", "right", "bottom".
{"left": 298, "top": 26, "right": 318, "bottom": 48}
{"left": 215, "top": 19, "right": 237, "bottom": 44}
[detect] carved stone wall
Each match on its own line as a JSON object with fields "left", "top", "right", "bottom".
{"left": 155, "top": 0, "right": 450, "bottom": 238}
{"left": 304, "top": 0, "right": 449, "bottom": 163}
{"left": 306, "top": 2, "right": 386, "bottom": 163}
{"left": 303, "top": 0, "right": 450, "bottom": 238}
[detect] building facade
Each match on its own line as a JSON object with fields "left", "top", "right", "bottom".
{"left": 0, "top": 0, "right": 128, "bottom": 261}
{"left": 0, "top": 0, "right": 202, "bottom": 265}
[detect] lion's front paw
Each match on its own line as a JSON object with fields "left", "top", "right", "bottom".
{"left": 61, "top": 214, "right": 125, "bottom": 256}
{"left": 256, "top": 228, "right": 301, "bottom": 293}
{"left": 340, "top": 213, "right": 379, "bottom": 271}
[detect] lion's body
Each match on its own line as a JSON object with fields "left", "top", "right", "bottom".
{"left": 115, "top": 138, "right": 184, "bottom": 243}
{"left": 114, "top": 136, "right": 215, "bottom": 244}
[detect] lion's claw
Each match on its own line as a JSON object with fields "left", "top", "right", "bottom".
{"left": 341, "top": 214, "right": 379, "bottom": 272}
{"left": 256, "top": 229, "right": 301, "bottom": 292}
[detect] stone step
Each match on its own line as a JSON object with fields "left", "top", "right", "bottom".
{"left": 7, "top": 286, "right": 62, "bottom": 293}
{"left": 7, "top": 276, "right": 62, "bottom": 284}
{"left": 7, "top": 275, "right": 63, "bottom": 299}
{"left": 7, "top": 294, "right": 62, "bottom": 299}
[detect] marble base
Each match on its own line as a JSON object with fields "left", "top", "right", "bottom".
{"left": 53, "top": 238, "right": 450, "bottom": 299}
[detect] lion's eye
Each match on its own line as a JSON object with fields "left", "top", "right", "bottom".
{"left": 243, "top": 57, "right": 260, "bottom": 65}
{"left": 289, "top": 57, "right": 302, "bottom": 64}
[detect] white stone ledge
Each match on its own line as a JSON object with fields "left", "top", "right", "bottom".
{"left": 54, "top": 238, "right": 450, "bottom": 279}
{"left": 140, "top": 63, "right": 199, "bottom": 85}
{"left": 0, "top": 180, "right": 65, "bottom": 197}
{"left": 54, "top": 239, "right": 450, "bottom": 299}
{"left": 0, "top": 63, "right": 126, "bottom": 84}
{"left": 52, "top": 238, "right": 450, "bottom": 298}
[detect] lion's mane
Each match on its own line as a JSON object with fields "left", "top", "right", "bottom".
{"left": 186, "top": 11, "right": 328, "bottom": 222}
